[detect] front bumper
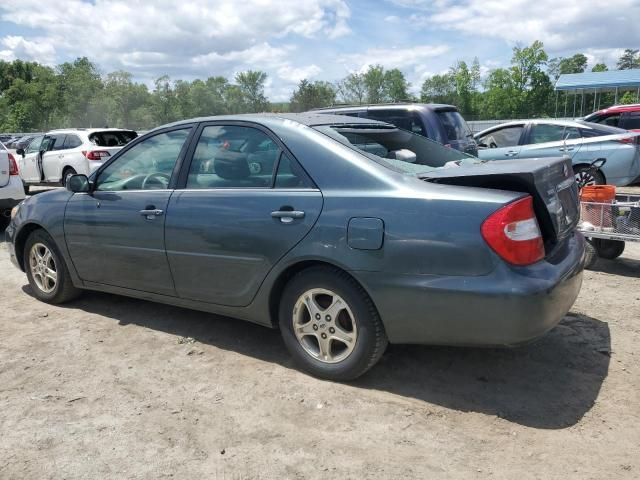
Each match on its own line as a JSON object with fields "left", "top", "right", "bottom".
{"left": 355, "top": 233, "right": 585, "bottom": 346}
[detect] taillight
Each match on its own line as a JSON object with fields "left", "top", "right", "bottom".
{"left": 82, "top": 150, "right": 110, "bottom": 160}
{"left": 8, "top": 153, "right": 18, "bottom": 175}
{"left": 481, "top": 196, "right": 544, "bottom": 266}
{"left": 617, "top": 137, "right": 634, "bottom": 145}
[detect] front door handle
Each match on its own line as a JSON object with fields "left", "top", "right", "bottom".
{"left": 504, "top": 150, "right": 519, "bottom": 157}
{"left": 140, "top": 208, "right": 164, "bottom": 219}
{"left": 271, "top": 209, "right": 305, "bottom": 223}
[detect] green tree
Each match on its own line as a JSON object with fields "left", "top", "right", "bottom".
{"left": 617, "top": 49, "right": 640, "bottom": 69}
{"left": 56, "top": 57, "right": 104, "bottom": 126}
{"left": 336, "top": 72, "right": 366, "bottom": 104}
{"left": 384, "top": 68, "right": 411, "bottom": 102}
{"left": 235, "top": 70, "right": 269, "bottom": 112}
{"left": 289, "top": 79, "right": 336, "bottom": 112}
{"left": 363, "top": 65, "right": 386, "bottom": 103}
{"left": 591, "top": 63, "right": 608, "bottom": 72}
{"left": 420, "top": 73, "right": 457, "bottom": 105}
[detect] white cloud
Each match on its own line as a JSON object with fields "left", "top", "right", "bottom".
{"left": 339, "top": 44, "right": 450, "bottom": 73}
{"left": 0, "top": 0, "right": 348, "bottom": 93}
{"left": 0, "top": 35, "right": 56, "bottom": 64}
{"left": 402, "top": 0, "right": 639, "bottom": 53}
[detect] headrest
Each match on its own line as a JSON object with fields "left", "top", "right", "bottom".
{"left": 214, "top": 150, "right": 250, "bottom": 180}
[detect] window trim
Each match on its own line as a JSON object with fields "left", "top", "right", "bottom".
{"left": 91, "top": 124, "right": 197, "bottom": 191}
{"left": 175, "top": 120, "right": 316, "bottom": 190}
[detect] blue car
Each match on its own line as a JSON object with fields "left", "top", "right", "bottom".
{"left": 6, "top": 114, "right": 584, "bottom": 380}
{"left": 475, "top": 119, "right": 640, "bottom": 186}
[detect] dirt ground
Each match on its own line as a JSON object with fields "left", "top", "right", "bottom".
{"left": 1, "top": 188, "right": 639, "bottom": 480}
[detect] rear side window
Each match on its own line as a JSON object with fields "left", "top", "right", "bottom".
{"left": 64, "top": 134, "right": 83, "bottom": 149}
{"left": 187, "top": 125, "right": 280, "bottom": 189}
{"left": 435, "top": 110, "right": 471, "bottom": 141}
{"left": 89, "top": 130, "right": 137, "bottom": 147}
{"left": 624, "top": 114, "right": 640, "bottom": 130}
{"left": 46, "top": 134, "right": 67, "bottom": 151}
{"left": 529, "top": 124, "right": 565, "bottom": 144}
{"left": 365, "top": 110, "right": 427, "bottom": 136}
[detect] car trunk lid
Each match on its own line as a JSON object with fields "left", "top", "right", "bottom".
{"left": 421, "top": 156, "right": 580, "bottom": 249}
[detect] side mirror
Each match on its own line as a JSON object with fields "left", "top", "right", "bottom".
{"left": 66, "top": 174, "right": 91, "bottom": 193}
{"left": 16, "top": 148, "right": 24, "bottom": 156}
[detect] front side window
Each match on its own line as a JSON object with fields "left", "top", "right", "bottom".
{"left": 186, "top": 125, "right": 281, "bottom": 189}
{"left": 600, "top": 114, "right": 621, "bottom": 127}
{"left": 96, "top": 128, "right": 190, "bottom": 191}
{"left": 529, "top": 124, "right": 566, "bottom": 144}
{"left": 478, "top": 126, "right": 524, "bottom": 148}
{"left": 624, "top": 114, "right": 640, "bottom": 130}
{"left": 26, "top": 135, "right": 44, "bottom": 154}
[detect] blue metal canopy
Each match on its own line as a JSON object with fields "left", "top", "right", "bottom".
{"left": 555, "top": 69, "right": 640, "bottom": 91}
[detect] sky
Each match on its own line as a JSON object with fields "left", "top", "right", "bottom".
{"left": 0, "top": 0, "right": 638, "bottom": 101}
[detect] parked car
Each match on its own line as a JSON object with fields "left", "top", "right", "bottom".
{"left": 0, "top": 134, "right": 14, "bottom": 144}
{"left": 474, "top": 119, "right": 640, "bottom": 186}
{"left": 313, "top": 103, "right": 478, "bottom": 156}
{"left": 16, "top": 128, "right": 137, "bottom": 190}
{"left": 5, "top": 136, "right": 23, "bottom": 149}
{"left": 6, "top": 114, "right": 584, "bottom": 380}
{"left": 0, "top": 141, "right": 25, "bottom": 230}
{"left": 584, "top": 104, "right": 640, "bottom": 132}
{"left": 12, "top": 135, "right": 35, "bottom": 151}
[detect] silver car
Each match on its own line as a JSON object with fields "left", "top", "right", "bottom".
{"left": 475, "top": 120, "right": 640, "bottom": 186}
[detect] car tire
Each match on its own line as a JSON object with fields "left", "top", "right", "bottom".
{"left": 592, "top": 239, "right": 625, "bottom": 260}
{"left": 23, "top": 183, "right": 30, "bottom": 195}
{"left": 574, "top": 165, "right": 605, "bottom": 186}
{"left": 0, "top": 214, "right": 9, "bottom": 232}
{"left": 584, "top": 239, "right": 598, "bottom": 270}
{"left": 61, "top": 168, "right": 77, "bottom": 188}
{"left": 279, "top": 266, "right": 388, "bottom": 381}
{"left": 24, "top": 229, "right": 82, "bottom": 304}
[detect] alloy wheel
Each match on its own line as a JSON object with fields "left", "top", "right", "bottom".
{"left": 292, "top": 288, "right": 358, "bottom": 363}
{"left": 29, "top": 242, "right": 57, "bottom": 293}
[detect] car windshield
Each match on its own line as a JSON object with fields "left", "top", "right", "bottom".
{"left": 313, "top": 124, "right": 473, "bottom": 175}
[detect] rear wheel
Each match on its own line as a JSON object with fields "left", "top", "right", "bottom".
{"left": 592, "top": 239, "right": 625, "bottom": 260}
{"left": 584, "top": 239, "right": 598, "bottom": 269}
{"left": 24, "top": 229, "right": 82, "bottom": 304}
{"left": 574, "top": 166, "right": 605, "bottom": 186}
{"left": 279, "top": 266, "right": 388, "bottom": 381}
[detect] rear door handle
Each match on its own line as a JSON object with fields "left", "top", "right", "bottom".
{"left": 504, "top": 150, "right": 519, "bottom": 157}
{"left": 271, "top": 209, "right": 305, "bottom": 223}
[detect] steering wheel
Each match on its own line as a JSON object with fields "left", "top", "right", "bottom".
{"left": 141, "top": 172, "right": 170, "bottom": 189}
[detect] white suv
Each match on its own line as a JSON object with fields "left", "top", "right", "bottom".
{"left": 0, "top": 141, "right": 26, "bottom": 230}
{"left": 16, "top": 128, "right": 137, "bottom": 189}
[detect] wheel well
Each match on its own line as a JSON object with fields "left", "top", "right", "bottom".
{"left": 573, "top": 163, "right": 607, "bottom": 183}
{"left": 14, "top": 223, "right": 44, "bottom": 271}
{"left": 268, "top": 260, "right": 367, "bottom": 328}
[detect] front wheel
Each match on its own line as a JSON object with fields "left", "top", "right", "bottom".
{"left": 24, "top": 229, "right": 82, "bottom": 304}
{"left": 279, "top": 266, "right": 388, "bottom": 381}
{"left": 61, "top": 168, "right": 77, "bottom": 188}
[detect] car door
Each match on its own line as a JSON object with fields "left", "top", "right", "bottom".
{"left": 41, "top": 133, "right": 67, "bottom": 182}
{"left": 18, "top": 135, "right": 45, "bottom": 183}
{"left": 64, "top": 126, "right": 194, "bottom": 295}
{"left": 165, "top": 123, "right": 323, "bottom": 307}
{"left": 520, "top": 123, "right": 583, "bottom": 160}
{"left": 476, "top": 124, "right": 525, "bottom": 160}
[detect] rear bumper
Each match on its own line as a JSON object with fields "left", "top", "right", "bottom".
{"left": 355, "top": 233, "right": 585, "bottom": 346}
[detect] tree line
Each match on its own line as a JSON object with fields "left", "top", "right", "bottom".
{"left": 1, "top": 43, "right": 639, "bottom": 132}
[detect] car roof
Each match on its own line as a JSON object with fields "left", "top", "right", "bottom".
{"left": 156, "top": 112, "right": 392, "bottom": 130}
{"left": 46, "top": 128, "right": 135, "bottom": 134}
{"left": 311, "top": 102, "right": 457, "bottom": 112}
{"left": 592, "top": 104, "right": 640, "bottom": 115}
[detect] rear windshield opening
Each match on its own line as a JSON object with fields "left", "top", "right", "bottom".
{"left": 314, "top": 125, "right": 473, "bottom": 175}
{"left": 436, "top": 110, "right": 472, "bottom": 141}
{"left": 89, "top": 130, "right": 137, "bottom": 147}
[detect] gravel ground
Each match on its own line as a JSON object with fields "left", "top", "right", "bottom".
{"left": 0, "top": 187, "right": 639, "bottom": 479}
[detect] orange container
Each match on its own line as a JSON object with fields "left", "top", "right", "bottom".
{"left": 580, "top": 185, "right": 616, "bottom": 203}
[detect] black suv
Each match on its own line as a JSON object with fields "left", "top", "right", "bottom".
{"left": 313, "top": 103, "right": 478, "bottom": 156}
